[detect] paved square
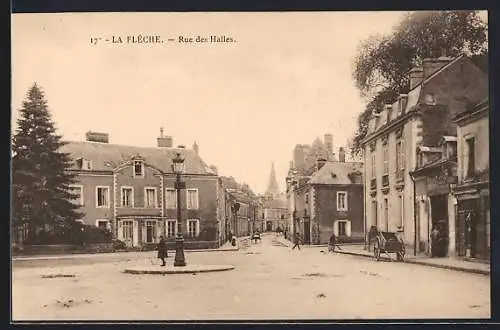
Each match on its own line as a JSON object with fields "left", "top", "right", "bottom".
{"left": 12, "top": 235, "right": 490, "bottom": 320}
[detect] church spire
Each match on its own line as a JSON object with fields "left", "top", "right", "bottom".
{"left": 266, "top": 162, "right": 280, "bottom": 197}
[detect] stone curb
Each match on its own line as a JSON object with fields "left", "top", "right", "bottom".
{"left": 333, "top": 250, "right": 490, "bottom": 276}
{"left": 124, "top": 265, "right": 235, "bottom": 275}
{"left": 11, "top": 247, "right": 240, "bottom": 261}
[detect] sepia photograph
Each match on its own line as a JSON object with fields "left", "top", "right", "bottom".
{"left": 11, "top": 10, "right": 490, "bottom": 322}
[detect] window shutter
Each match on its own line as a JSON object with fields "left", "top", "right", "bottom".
{"left": 117, "top": 221, "right": 124, "bottom": 241}
{"left": 346, "top": 221, "right": 352, "bottom": 237}
{"left": 333, "top": 220, "right": 339, "bottom": 236}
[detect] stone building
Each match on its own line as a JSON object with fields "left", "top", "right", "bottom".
{"left": 63, "top": 129, "right": 221, "bottom": 249}
{"left": 453, "top": 98, "right": 490, "bottom": 260}
{"left": 286, "top": 146, "right": 363, "bottom": 244}
{"left": 361, "top": 54, "right": 488, "bottom": 254}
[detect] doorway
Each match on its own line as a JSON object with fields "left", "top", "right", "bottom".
{"left": 371, "top": 200, "right": 378, "bottom": 227}
{"left": 266, "top": 221, "right": 273, "bottom": 231}
{"left": 383, "top": 198, "right": 389, "bottom": 232}
{"left": 303, "top": 221, "right": 310, "bottom": 244}
{"left": 430, "top": 194, "right": 449, "bottom": 257}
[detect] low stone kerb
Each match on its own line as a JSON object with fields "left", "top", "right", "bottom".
{"left": 124, "top": 264, "right": 235, "bottom": 275}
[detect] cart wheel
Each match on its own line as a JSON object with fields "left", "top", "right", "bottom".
{"left": 372, "top": 239, "right": 381, "bottom": 261}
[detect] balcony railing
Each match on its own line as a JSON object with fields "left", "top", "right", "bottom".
{"left": 370, "top": 178, "right": 377, "bottom": 190}
{"left": 382, "top": 174, "right": 389, "bottom": 187}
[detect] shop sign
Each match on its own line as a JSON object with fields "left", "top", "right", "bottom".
{"left": 427, "top": 174, "right": 449, "bottom": 191}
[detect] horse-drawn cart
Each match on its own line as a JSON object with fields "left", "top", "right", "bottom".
{"left": 368, "top": 226, "right": 405, "bottom": 262}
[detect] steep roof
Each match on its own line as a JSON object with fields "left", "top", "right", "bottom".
{"left": 470, "top": 54, "right": 489, "bottom": 73}
{"left": 309, "top": 161, "right": 363, "bottom": 185}
{"left": 61, "top": 141, "right": 216, "bottom": 175}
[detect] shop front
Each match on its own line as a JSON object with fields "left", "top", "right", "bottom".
{"left": 411, "top": 159, "right": 457, "bottom": 257}
{"left": 454, "top": 182, "right": 490, "bottom": 260}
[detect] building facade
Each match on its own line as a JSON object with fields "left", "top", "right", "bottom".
{"left": 453, "top": 98, "right": 490, "bottom": 260}
{"left": 286, "top": 148, "right": 364, "bottom": 244}
{"left": 361, "top": 55, "right": 488, "bottom": 254}
{"left": 64, "top": 130, "right": 221, "bottom": 249}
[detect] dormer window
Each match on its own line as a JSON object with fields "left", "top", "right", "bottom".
{"left": 133, "top": 160, "right": 144, "bottom": 177}
{"left": 76, "top": 157, "right": 92, "bottom": 170}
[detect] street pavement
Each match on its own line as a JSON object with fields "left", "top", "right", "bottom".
{"left": 12, "top": 234, "right": 490, "bottom": 321}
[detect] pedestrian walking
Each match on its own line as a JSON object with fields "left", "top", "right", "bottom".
{"left": 328, "top": 233, "right": 337, "bottom": 252}
{"left": 292, "top": 232, "right": 302, "bottom": 250}
{"left": 157, "top": 236, "right": 168, "bottom": 266}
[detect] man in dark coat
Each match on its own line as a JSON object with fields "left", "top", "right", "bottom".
{"left": 328, "top": 233, "right": 337, "bottom": 252}
{"left": 292, "top": 232, "right": 302, "bottom": 250}
{"left": 157, "top": 236, "right": 168, "bottom": 266}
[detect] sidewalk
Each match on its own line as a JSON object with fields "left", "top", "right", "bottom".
{"left": 273, "top": 236, "right": 490, "bottom": 276}
{"left": 12, "top": 242, "right": 239, "bottom": 262}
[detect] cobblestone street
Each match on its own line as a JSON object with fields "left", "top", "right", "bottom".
{"left": 12, "top": 234, "right": 490, "bottom": 321}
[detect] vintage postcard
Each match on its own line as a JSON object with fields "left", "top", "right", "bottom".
{"left": 11, "top": 11, "right": 490, "bottom": 322}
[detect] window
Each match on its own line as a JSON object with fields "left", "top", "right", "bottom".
{"left": 69, "top": 185, "right": 83, "bottom": 206}
{"left": 96, "top": 220, "right": 109, "bottom": 231}
{"left": 466, "top": 137, "right": 476, "bottom": 178}
{"left": 122, "top": 220, "right": 133, "bottom": 240}
{"left": 144, "top": 187, "right": 157, "bottom": 208}
{"left": 76, "top": 158, "right": 93, "bottom": 170}
{"left": 83, "top": 159, "right": 92, "bottom": 170}
{"left": 96, "top": 186, "right": 110, "bottom": 208}
{"left": 338, "top": 221, "right": 347, "bottom": 236}
{"left": 166, "top": 220, "right": 177, "bottom": 238}
{"left": 336, "top": 191, "right": 348, "bottom": 211}
{"left": 371, "top": 152, "right": 376, "bottom": 178}
{"left": 383, "top": 145, "right": 389, "bottom": 174}
{"left": 187, "top": 189, "right": 199, "bottom": 209}
{"left": 145, "top": 220, "right": 157, "bottom": 243}
{"left": 165, "top": 188, "right": 177, "bottom": 209}
{"left": 396, "top": 140, "right": 404, "bottom": 172}
{"left": 133, "top": 160, "right": 144, "bottom": 177}
{"left": 334, "top": 220, "right": 351, "bottom": 237}
{"left": 187, "top": 219, "right": 200, "bottom": 237}
{"left": 121, "top": 187, "right": 133, "bottom": 207}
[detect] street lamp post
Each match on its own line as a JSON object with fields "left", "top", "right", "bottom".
{"left": 172, "top": 152, "right": 186, "bottom": 267}
{"left": 286, "top": 175, "right": 298, "bottom": 238}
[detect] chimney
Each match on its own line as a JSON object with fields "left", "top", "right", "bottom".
{"left": 157, "top": 127, "right": 173, "bottom": 148}
{"left": 384, "top": 104, "right": 392, "bottom": 121}
{"left": 338, "top": 147, "right": 346, "bottom": 163}
{"left": 316, "top": 157, "right": 327, "bottom": 171}
{"left": 324, "top": 134, "right": 333, "bottom": 160}
{"left": 409, "top": 67, "right": 424, "bottom": 90}
{"left": 193, "top": 141, "right": 199, "bottom": 156}
{"left": 398, "top": 94, "right": 408, "bottom": 114}
{"left": 85, "top": 131, "right": 109, "bottom": 143}
{"left": 422, "top": 57, "right": 453, "bottom": 79}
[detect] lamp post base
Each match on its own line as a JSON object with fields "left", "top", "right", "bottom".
{"left": 173, "top": 236, "right": 186, "bottom": 267}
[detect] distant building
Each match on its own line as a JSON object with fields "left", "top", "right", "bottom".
{"left": 261, "top": 194, "right": 288, "bottom": 232}
{"left": 63, "top": 129, "right": 221, "bottom": 249}
{"left": 286, "top": 150, "right": 363, "bottom": 244}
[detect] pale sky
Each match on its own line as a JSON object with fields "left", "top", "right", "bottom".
{"left": 12, "top": 12, "right": 408, "bottom": 194}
